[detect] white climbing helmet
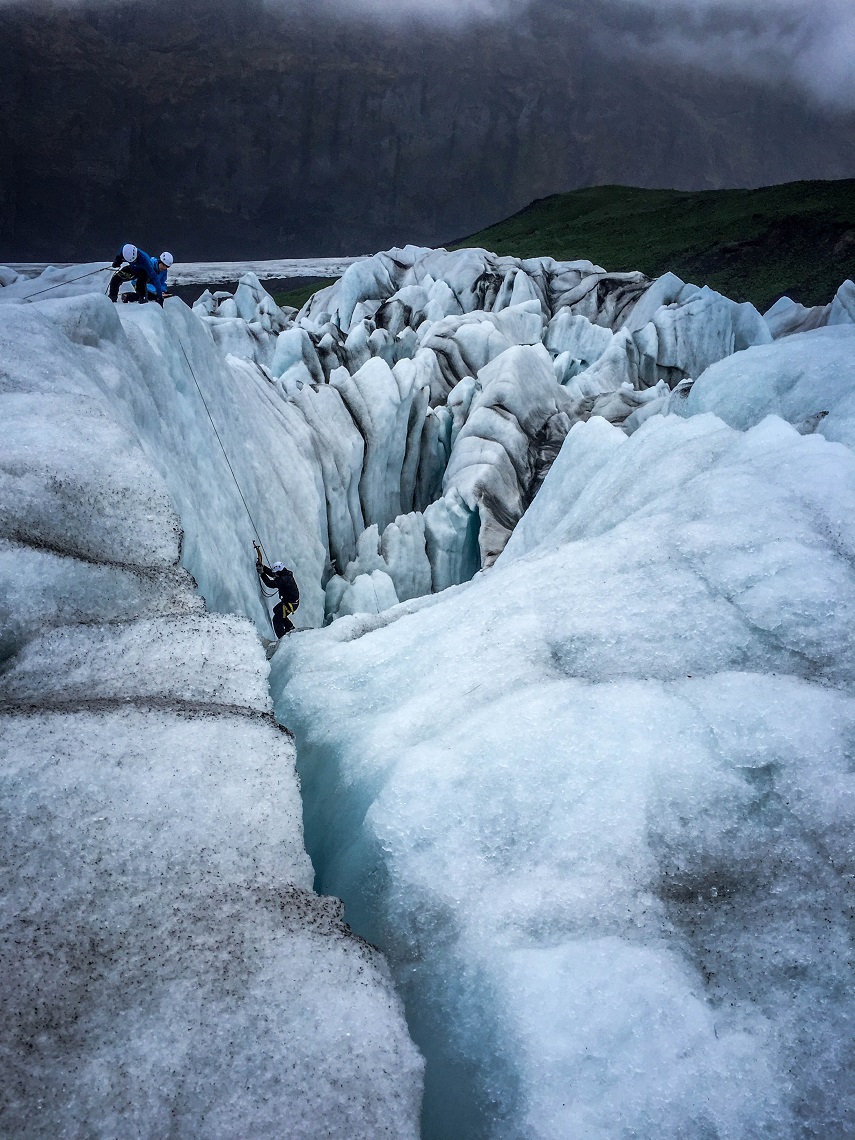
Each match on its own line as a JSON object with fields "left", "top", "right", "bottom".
{"left": 159, "top": 251, "right": 174, "bottom": 267}
{"left": 272, "top": 562, "right": 286, "bottom": 573}
{"left": 121, "top": 243, "right": 138, "bottom": 263}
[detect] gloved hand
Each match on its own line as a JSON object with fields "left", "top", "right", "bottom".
{"left": 111, "top": 256, "right": 123, "bottom": 268}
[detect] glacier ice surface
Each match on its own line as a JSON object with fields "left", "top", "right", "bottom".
{"left": 682, "top": 324, "right": 855, "bottom": 449}
{"left": 273, "top": 411, "right": 855, "bottom": 1139}
{"left": 5, "top": 249, "right": 855, "bottom": 1138}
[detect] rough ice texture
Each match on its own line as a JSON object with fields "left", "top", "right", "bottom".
{"left": 763, "top": 280, "right": 855, "bottom": 339}
{"left": 0, "top": 261, "right": 116, "bottom": 302}
{"left": 681, "top": 324, "right": 855, "bottom": 450}
{"left": 0, "top": 540, "right": 200, "bottom": 663}
{"left": 6, "top": 247, "right": 812, "bottom": 623}
{"left": 5, "top": 251, "right": 855, "bottom": 1137}
{"left": 1, "top": 613, "right": 273, "bottom": 709}
{"left": 273, "top": 413, "right": 855, "bottom": 1139}
{"left": 0, "top": 291, "right": 424, "bottom": 1136}
{"left": 0, "top": 706, "right": 422, "bottom": 1139}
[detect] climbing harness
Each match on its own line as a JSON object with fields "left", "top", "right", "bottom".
{"left": 21, "top": 266, "right": 110, "bottom": 302}
{"left": 174, "top": 335, "right": 277, "bottom": 631}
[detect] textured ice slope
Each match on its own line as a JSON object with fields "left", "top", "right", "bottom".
{"left": 273, "top": 412, "right": 855, "bottom": 1139}
{"left": 680, "top": 324, "right": 855, "bottom": 449}
{"left": 0, "top": 294, "right": 423, "bottom": 1137}
{"left": 1, "top": 632, "right": 422, "bottom": 1138}
{"left": 0, "top": 294, "right": 337, "bottom": 634}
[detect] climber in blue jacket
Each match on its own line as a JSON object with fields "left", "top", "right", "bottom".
{"left": 145, "top": 251, "right": 174, "bottom": 300}
{"left": 108, "top": 244, "right": 171, "bottom": 305}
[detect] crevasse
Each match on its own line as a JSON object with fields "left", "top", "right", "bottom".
{"left": 2, "top": 250, "right": 855, "bottom": 1138}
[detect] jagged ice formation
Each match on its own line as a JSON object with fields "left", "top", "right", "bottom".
{"left": 1, "top": 247, "right": 855, "bottom": 1138}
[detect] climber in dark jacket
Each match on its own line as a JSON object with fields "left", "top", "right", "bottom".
{"left": 256, "top": 547, "right": 300, "bottom": 637}
{"left": 108, "top": 243, "right": 166, "bottom": 305}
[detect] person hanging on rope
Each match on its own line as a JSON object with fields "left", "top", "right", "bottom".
{"left": 255, "top": 544, "right": 300, "bottom": 637}
{"left": 108, "top": 244, "right": 170, "bottom": 306}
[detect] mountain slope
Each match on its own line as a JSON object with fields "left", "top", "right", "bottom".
{"left": 454, "top": 180, "right": 855, "bottom": 310}
{"left": 2, "top": 1, "right": 855, "bottom": 261}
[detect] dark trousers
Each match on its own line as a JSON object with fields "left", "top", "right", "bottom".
{"left": 273, "top": 600, "right": 297, "bottom": 638}
{"left": 109, "top": 269, "right": 150, "bottom": 303}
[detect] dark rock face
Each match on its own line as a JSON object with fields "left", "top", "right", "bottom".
{"left": 2, "top": 0, "right": 855, "bottom": 261}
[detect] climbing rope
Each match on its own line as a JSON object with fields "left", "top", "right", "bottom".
{"left": 21, "top": 265, "right": 110, "bottom": 302}
{"left": 175, "top": 337, "right": 266, "bottom": 547}
{"left": 18, "top": 263, "right": 280, "bottom": 624}
{"left": 174, "top": 336, "right": 278, "bottom": 627}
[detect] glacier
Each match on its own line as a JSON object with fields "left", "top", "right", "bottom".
{"left": 2, "top": 247, "right": 855, "bottom": 1138}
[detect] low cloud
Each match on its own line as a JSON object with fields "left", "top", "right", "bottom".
{"left": 264, "top": 0, "right": 515, "bottom": 25}
{"left": 3, "top": 0, "right": 853, "bottom": 109}
{"left": 320, "top": 0, "right": 855, "bottom": 109}
{"left": 599, "top": 0, "right": 855, "bottom": 109}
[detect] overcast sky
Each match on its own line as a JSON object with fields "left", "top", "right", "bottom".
{"left": 309, "top": 0, "right": 855, "bottom": 108}
{"left": 603, "top": 0, "right": 855, "bottom": 109}
{"left": 5, "top": 0, "right": 853, "bottom": 108}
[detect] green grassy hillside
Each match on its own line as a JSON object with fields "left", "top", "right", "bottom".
{"left": 274, "top": 278, "right": 339, "bottom": 311}
{"left": 453, "top": 180, "right": 855, "bottom": 311}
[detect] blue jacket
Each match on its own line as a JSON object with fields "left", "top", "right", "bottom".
{"left": 146, "top": 267, "right": 169, "bottom": 296}
{"left": 117, "top": 248, "right": 162, "bottom": 297}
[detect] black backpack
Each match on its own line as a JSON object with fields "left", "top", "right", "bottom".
{"left": 275, "top": 567, "right": 300, "bottom": 605}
